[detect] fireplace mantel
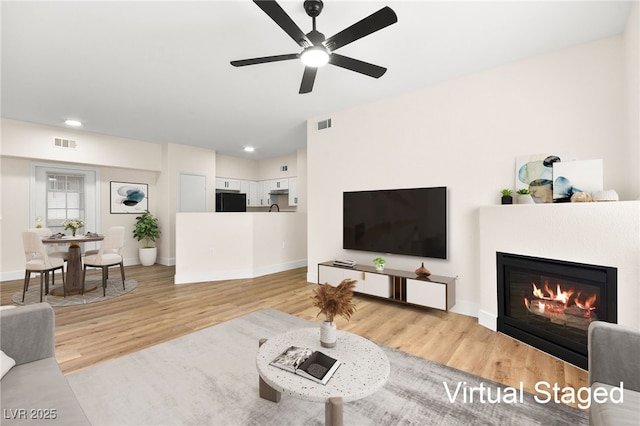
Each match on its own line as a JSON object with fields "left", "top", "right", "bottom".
{"left": 478, "top": 200, "right": 639, "bottom": 332}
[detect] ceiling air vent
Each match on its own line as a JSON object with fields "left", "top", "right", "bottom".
{"left": 53, "top": 137, "right": 77, "bottom": 149}
{"left": 317, "top": 118, "right": 332, "bottom": 131}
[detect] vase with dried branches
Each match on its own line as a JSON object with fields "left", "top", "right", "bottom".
{"left": 312, "top": 278, "right": 357, "bottom": 348}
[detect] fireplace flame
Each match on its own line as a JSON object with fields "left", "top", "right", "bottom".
{"left": 523, "top": 281, "right": 599, "bottom": 328}
{"left": 574, "top": 291, "right": 597, "bottom": 314}
{"left": 531, "top": 281, "right": 574, "bottom": 306}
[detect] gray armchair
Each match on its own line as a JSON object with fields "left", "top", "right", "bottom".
{"left": 0, "top": 304, "right": 90, "bottom": 425}
{"left": 588, "top": 321, "right": 640, "bottom": 426}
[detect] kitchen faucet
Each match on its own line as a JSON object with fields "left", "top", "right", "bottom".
{"left": 269, "top": 203, "right": 279, "bottom": 212}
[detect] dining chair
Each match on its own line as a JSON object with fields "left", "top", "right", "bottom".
{"left": 28, "top": 227, "right": 69, "bottom": 290}
{"left": 22, "top": 231, "right": 66, "bottom": 302}
{"left": 28, "top": 227, "right": 69, "bottom": 261}
{"left": 82, "top": 226, "right": 126, "bottom": 296}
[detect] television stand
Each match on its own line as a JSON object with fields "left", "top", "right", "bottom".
{"left": 317, "top": 261, "right": 455, "bottom": 312}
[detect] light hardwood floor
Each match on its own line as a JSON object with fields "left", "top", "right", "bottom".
{"left": 0, "top": 264, "right": 588, "bottom": 408}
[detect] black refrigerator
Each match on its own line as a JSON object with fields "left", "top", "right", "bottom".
{"left": 216, "top": 192, "right": 247, "bottom": 212}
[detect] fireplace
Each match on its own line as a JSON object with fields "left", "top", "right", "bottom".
{"left": 497, "top": 252, "right": 617, "bottom": 369}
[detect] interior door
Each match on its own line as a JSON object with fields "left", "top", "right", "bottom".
{"left": 178, "top": 173, "right": 207, "bottom": 212}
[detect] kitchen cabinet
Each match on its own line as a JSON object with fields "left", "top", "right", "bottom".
{"left": 288, "top": 177, "right": 298, "bottom": 206}
{"left": 215, "top": 178, "right": 241, "bottom": 192}
{"left": 259, "top": 181, "right": 271, "bottom": 206}
{"left": 241, "top": 180, "right": 260, "bottom": 207}
{"left": 217, "top": 176, "right": 298, "bottom": 207}
{"left": 272, "top": 178, "right": 288, "bottom": 190}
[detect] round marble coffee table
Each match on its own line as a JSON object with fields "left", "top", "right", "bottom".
{"left": 256, "top": 328, "right": 390, "bottom": 426}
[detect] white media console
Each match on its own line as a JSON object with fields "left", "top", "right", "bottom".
{"left": 317, "top": 261, "right": 456, "bottom": 312}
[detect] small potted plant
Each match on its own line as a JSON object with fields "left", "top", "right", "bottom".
{"left": 372, "top": 257, "right": 386, "bottom": 271}
{"left": 516, "top": 188, "right": 534, "bottom": 204}
{"left": 312, "top": 279, "right": 357, "bottom": 348}
{"left": 500, "top": 189, "right": 513, "bottom": 205}
{"left": 133, "top": 210, "right": 160, "bottom": 266}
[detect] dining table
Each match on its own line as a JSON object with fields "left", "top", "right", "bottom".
{"left": 42, "top": 234, "right": 104, "bottom": 296}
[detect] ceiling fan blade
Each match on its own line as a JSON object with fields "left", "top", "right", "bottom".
{"left": 254, "top": 0, "right": 311, "bottom": 48}
{"left": 329, "top": 54, "right": 387, "bottom": 78}
{"left": 324, "top": 6, "right": 397, "bottom": 52}
{"left": 299, "top": 67, "right": 318, "bottom": 94}
{"left": 231, "top": 53, "right": 299, "bottom": 67}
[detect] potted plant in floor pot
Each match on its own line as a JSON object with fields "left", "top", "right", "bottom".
{"left": 312, "top": 279, "right": 357, "bottom": 348}
{"left": 133, "top": 210, "right": 160, "bottom": 266}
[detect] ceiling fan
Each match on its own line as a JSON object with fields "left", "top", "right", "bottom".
{"left": 230, "top": 0, "right": 398, "bottom": 94}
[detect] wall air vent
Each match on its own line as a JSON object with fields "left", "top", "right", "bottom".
{"left": 53, "top": 137, "right": 77, "bottom": 149}
{"left": 317, "top": 118, "right": 332, "bottom": 131}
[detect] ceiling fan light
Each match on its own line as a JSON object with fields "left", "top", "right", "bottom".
{"left": 300, "top": 47, "right": 329, "bottom": 67}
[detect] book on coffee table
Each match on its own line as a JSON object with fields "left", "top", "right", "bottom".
{"left": 270, "top": 346, "right": 340, "bottom": 385}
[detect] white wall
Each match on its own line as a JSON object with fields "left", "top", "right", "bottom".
{"left": 1, "top": 119, "right": 162, "bottom": 171}
{"left": 0, "top": 120, "right": 216, "bottom": 279}
{"left": 257, "top": 153, "right": 298, "bottom": 180}
{"left": 625, "top": 3, "right": 640, "bottom": 199}
{"left": 174, "top": 212, "right": 307, "bottom": 283}
{"left": 216, "top": 152, "right": 300, "bottom": 181}
{"left": 0, "top": 120, "right": 164, "bottom": 279}
{"left": 216, "top": 155, "right": 259, "bottom": 181}
{"left": 160, "top": 143, "right": 217, "bottom": 265}
{"left": 0, "top": 118, "right": 308, "bottom": 279}
{"left": 307, "top": 36, "right": 634, "bottom": 318}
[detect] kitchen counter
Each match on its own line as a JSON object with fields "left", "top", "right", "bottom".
{"left": 174, "top": 212, "right": 307, "bottom": 284}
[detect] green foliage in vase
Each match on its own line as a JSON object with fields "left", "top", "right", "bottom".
{"left": 372, "top": 257, "right": 386, "bottom": 267}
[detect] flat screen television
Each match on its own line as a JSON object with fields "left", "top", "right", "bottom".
{"left": 343, "top": 187, "right": 447, "bottom": 259}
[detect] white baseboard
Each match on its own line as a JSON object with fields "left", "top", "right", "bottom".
{"left": 478, "top": 309, "right": 497, "bottom": 331}
{"left": 1, "top": 270, "right": 23, "bottom": 282}
{"left": 449, "top": 300, "right": 479, "bottom": 318}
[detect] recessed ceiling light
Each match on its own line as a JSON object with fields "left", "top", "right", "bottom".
{"left": 64, "top": 119, "right": 82, "bottom": 127}
{"left": 244, "top": 146, "right": 255, "bottom": 152}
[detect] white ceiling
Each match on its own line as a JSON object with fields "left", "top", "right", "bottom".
{"left": 1, "top": 1, "right": 634, "bottom": 160}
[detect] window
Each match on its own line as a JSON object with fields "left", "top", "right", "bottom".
{"left": 32, "top": 164, "right": 99, "bottom": 239}
{"left": 46, "top": 173, "right": 85, "bottom": 233}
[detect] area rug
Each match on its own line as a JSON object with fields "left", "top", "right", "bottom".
{"left": 66, "top": 309, "right": 588, "bottom": 426}
{"left": 11, "top": 276, "right": 138, "bottom": 307}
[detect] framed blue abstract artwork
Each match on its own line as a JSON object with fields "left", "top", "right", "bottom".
{"left": 110, "top": 181, "right": 148, "bottom": 214}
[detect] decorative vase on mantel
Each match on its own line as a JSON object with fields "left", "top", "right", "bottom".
{"left": 320, "top": 320, "right": 337, "bottom": 348}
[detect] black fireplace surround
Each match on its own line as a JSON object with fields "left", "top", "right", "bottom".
{"left": 497, "top": 252, "right": 617, "bottom": 370}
